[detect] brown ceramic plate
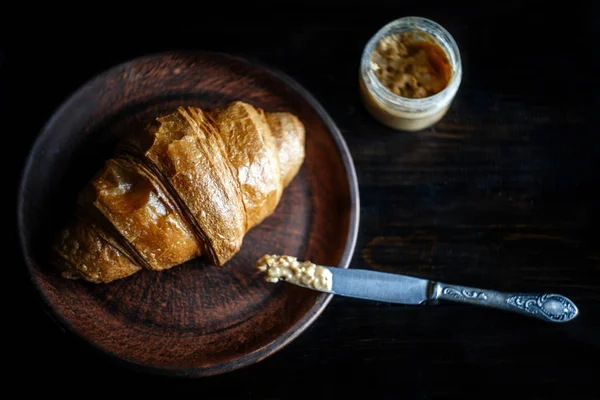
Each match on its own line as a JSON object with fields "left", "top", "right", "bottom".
{"left": 17, "top": 51, "right": 359, "bottom": 377}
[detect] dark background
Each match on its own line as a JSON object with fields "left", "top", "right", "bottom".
{"left": 6, "top": 2, "right": 600, "bottom": 398}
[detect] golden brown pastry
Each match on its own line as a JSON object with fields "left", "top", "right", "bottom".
{"left": 53, "top": 101, "right": 305, "bottom": 283}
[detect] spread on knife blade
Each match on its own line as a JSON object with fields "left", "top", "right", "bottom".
{"left": 256, "top": 254, "right": 333, "bottom": 291}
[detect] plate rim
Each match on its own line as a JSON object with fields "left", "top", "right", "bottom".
{"left": 17, "top": 50, "right": 360, "bottom": 377}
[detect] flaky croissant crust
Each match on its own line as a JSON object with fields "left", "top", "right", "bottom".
{"left": 53, "top": 101, "right": 305, "bottom": 283}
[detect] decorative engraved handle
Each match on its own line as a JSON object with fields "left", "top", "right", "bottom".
{"left": 431, "top": 282, "right": 579, "bottom": 323}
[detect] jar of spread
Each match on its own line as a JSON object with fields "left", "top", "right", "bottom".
{"left": 359, "top": 16, "right": 462, "bottom": 131}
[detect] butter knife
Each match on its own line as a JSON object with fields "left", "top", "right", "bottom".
{"left": 293, "top": 267, "right": 579, "bottom": 323}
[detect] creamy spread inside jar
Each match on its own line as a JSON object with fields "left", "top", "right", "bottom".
{"left": 256, "top": 254, "right": 333, "bottom": 291}
{"left": 359, "top": 17, "right": 462, "bottom": 131}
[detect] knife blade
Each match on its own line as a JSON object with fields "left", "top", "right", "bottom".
{"left": 325, "top": 267, "right": 430, "bottom": 304}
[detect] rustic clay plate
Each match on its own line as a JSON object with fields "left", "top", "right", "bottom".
{"left": 17, "top": 51, "right": 359, "bottom": 376}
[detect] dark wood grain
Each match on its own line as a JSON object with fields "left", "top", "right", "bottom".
{"left": 17, "top": 52, "right": 359, "bottom": 376}
{"left": 7, "top": 2, "right": 600, "bottom": 398}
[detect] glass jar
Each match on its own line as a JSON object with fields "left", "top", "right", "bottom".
{"left": 359, "top": 16, "right": 462, "bottom": 131}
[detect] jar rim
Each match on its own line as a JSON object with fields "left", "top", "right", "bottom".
{"left": 361, "top": 16, "right": 463, "bottom": 113}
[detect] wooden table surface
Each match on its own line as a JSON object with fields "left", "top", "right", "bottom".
{"left": 7, "top": 2, "right": 600, "bottom": 398}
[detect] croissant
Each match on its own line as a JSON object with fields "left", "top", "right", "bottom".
{"left": 53, "top": 101, "right": 305, "bottom": 283}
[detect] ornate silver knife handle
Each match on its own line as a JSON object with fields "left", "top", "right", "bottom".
{"left": 430, "top": 282, "right": 579, "bottom": 323}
